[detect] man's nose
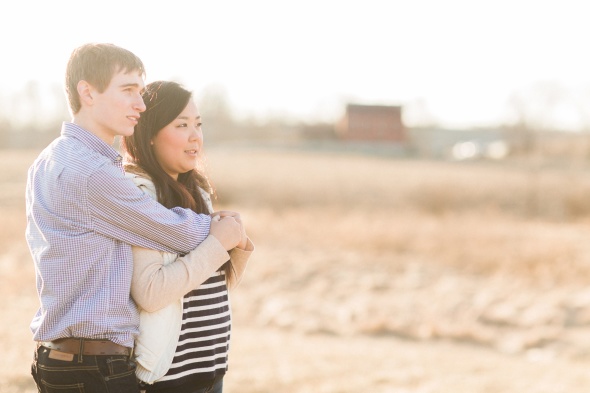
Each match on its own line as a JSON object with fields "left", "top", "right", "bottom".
{"left": 134, "top": 94, "right": 146, "bottom": 112}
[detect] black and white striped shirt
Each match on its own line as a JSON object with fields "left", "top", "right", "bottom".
{"left": 144, "top": 272, "right": 231, "bottom": 391}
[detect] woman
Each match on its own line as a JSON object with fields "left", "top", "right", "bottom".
{"left": 121, "top": 81, "right": 254, "bottom": 393}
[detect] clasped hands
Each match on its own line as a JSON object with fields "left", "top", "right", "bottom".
{"left": 209, "top": 210, "right": 248, "bottom": 251}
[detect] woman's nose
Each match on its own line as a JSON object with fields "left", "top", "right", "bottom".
{"left": 189, "top": 127, "right": 203, "bottom": 142}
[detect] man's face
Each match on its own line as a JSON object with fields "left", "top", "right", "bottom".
{"left": 90, "top": 70, "right": 146, "bottom": 144}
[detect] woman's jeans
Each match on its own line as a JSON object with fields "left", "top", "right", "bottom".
{"left": 188, "top": 378, "right": 223, "bottom": 393}
{"left": 32, "top": 345, "right": 139, "bottom": 393}
{"left": 140, "top": 378, "right": 223, "bottom": 393}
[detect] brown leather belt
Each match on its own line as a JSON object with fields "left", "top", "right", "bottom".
{"left": 38, "top": 338, "right": 130, "bottom": 356}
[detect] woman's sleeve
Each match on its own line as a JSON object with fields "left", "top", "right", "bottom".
{"left": 131, "top": 235, "right": 231, "bottom": 312}
{"left": 227, "top": 238, "right": 255, "bottom": 289}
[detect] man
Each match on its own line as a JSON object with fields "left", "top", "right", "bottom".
{"left": 26, "top": 43, "right": 241, "bottom": 392}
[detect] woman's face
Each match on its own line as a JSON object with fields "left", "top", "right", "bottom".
{"left": 151, "top": 98, "right": 203, "bottom": 180}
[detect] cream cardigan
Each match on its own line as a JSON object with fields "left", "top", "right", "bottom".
{"left": 125, "top": 170, "right": 253, "bottom": 384}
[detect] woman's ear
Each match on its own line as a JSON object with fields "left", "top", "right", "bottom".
{"left": 77, "top": 80, "right": 94, "bottom": 107}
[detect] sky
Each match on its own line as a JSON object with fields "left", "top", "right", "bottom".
{"left": 1, "top": 0, "right": 590, "bottom": 130}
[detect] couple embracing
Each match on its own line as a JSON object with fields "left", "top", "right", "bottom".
{"left": 26, "top": 43, "right": 254, "bottom": 393}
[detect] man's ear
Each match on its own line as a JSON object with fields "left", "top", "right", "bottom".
{"left": 77, "top": 80, "right": 94, "bottom": 107}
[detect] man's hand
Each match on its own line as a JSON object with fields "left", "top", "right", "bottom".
{"left": 211, "top": 211, "right": 248, "bottom": 250}
{"left": 209, "top": 214, "right": 242, "bottom": 251}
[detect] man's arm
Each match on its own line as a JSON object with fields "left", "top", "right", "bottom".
{"left": 87, "top": 167, "right": 210, "bottom": 254}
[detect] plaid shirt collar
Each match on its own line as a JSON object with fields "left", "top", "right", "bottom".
{"left": 61, "top": 122, "right": 123, "bottom": 165}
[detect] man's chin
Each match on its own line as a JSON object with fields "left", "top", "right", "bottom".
{"left": 118, "top": 128, "right": 136, "bottom": 138}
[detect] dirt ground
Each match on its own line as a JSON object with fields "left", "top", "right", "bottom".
{"left": 5, "top": 311, "right": 590, "bottom": 393}
{"left": 4, "top": 146, "right": 590, "bottom": 393}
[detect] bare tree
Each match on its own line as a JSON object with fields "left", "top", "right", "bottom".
{"left": 197, "top": 84, "right": 234, "bottom": 140}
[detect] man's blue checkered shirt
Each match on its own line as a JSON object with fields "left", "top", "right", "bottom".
{"left": 25, "top": 122, "right": 211, "bottom": 347}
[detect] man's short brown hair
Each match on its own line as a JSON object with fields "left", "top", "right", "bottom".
{"left": 65, "top": 43, "right": 145, "bottom": 114}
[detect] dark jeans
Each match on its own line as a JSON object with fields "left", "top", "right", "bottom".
{"left": 190, "top": 378, "right": 223, "bottom": 393}
{"left": 197, "top": 378, "right": 223, "bottom": 393}
{"left": 142, "top": 378, "right": 223, "bottom": 393}
{"left": 32, "top": 345, "right": 139, "bottom": 393}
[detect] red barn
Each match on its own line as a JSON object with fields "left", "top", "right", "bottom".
{"left": 336, "top": 104, "right": 406, "bottom": 142}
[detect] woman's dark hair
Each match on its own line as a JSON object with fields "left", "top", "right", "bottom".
{"left": 122, "top": 81, "right": 234, "bottom": 283}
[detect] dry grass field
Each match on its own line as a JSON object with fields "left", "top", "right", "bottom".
{"left": 3, "top": 144, "right": 590, "bottom": 392}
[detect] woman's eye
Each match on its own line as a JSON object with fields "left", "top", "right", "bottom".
{"left": 178, "top": 123, "right": 188, "bottom": 128}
